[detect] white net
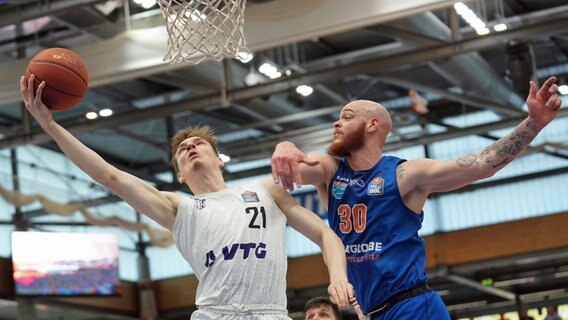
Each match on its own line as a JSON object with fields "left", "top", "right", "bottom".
{"left": 158, "top": 0, "right": 249, "bottom": 64}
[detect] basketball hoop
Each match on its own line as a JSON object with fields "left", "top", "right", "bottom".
{"left": 157, "top": 0, "right": 250, "bottom": 64}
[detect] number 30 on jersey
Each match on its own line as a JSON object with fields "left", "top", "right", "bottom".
{"left": 337, "top": 203, "right": 367, "bottom": 233}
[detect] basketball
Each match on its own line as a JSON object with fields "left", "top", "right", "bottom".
{"left": 25, "top": 48, "right": 89, "bottom": 111}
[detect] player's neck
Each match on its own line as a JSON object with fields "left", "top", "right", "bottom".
{"left": 186, "top": 169, "right": 227, "bottom": 195}
{"left": 347, "top": 139, "right": 384, "bottom": 170}
{"left": 348, "top": 147, "right": 382, "bottom": 171}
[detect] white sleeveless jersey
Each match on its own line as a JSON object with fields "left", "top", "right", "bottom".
{"left": 172, "top": 181, "right": 289, "bottom": 318}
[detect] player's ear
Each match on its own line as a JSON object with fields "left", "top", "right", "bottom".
{"left": 368, "top": 118, "right": 380, "bottom": 132}
{"left": 178, "top": 174, "right": 185, "bottom": 184}
{"left": 218, "top": 157, "right": 224, "bottom": 169}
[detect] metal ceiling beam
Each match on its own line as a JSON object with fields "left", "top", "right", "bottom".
{"left": 1, "top": 15, "right": 567, "bottom": 150}
{"left": 439, "top": 269, "right": 517, "bottom": 300}
{"left": 369, "top": 25, "right": 447, "bottom": 45}
{"left": 0, "top": 0, "right": 104, "bottom": 28}
{"left": 376, "top": 75, "right": 525, "bottom": 117}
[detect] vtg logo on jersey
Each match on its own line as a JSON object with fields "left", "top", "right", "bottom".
{"left": 332, "top": 181, "right": 348, "bottom": 200}
{"left": 367, "top": 176, "right": 384, "bottom": 195}
{"left": 205, "top": 242, "right": 267, "bottom": 268}
{"left": 241, "top": 190, "right": 260, "bottom": 203}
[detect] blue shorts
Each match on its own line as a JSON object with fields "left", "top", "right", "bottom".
{"left": 372, "top": 291, "right": 450, "bottom": 320}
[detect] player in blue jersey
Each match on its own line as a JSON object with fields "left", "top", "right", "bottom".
{"left": 271, "top": 76, "right": 563, "bottom": 319}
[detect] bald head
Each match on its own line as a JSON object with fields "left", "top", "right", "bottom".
{"left": 343, "top": 100, "right": 392, "bottom": 134}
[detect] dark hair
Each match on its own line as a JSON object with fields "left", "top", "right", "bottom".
{"left": 304, "top": 296, "right": 341, "bottom": 320}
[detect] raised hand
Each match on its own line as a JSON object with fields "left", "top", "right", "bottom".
{"left": 20, "top": 74, "right": 54, "bottom": 127}
{"left": 527, "top": 76, "right": 563, "bottom": 129}
{"left": 271, "top": 141, "right": 319, "bottom": 191}
{"left": 327, "top": 279, "right": 354, "bottom": 308}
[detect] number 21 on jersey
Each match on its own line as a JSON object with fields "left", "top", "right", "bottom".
{"left": 338, "top": 203, "right": 367, "bottom": 233}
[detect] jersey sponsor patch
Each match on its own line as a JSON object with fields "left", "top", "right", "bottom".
{"left": 349, "top": 178, "right": 365, "bottom": 188}
{"left": 347, "top": 254, "right": 381, "bottom": 263}
{"left": 241, "top": 190, "right": 260, "bottom": 203}
{"left": 345, "top": 241, "right": 382, "bottom": 263}
{"left": 332, "top": 181, "right": 348, "bottom": 200}
{"left": 194, "top": 198, "right": 207, "bottom": 209}
{"left": 205, "top": 242, "right": 267, "bottom": 268}
{"left": 367, "top": 176, "right": 384, "bottom": 195}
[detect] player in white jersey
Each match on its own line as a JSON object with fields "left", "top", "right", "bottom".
{"left": 21, "top": 75, "right": 355, "bottom": 319}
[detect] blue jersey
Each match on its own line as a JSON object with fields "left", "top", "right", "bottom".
{"left": 327, "top": 155, "right": 428, "bottom": 314}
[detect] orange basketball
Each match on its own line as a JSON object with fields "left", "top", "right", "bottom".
{"left": 25, "top": 48, "right": 88, "bottom": 111}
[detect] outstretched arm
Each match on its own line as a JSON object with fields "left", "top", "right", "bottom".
{"left": 21, "top": 75, "right": 178, "bottom": 229}
{"left": 262, "top": 179, "right": 353, "bottom": 307}
{"left": 271, "top": 141, "right": 337, "bottom": 191}
{"left": 399, "top": 77, "right": 563, "bottom": 204}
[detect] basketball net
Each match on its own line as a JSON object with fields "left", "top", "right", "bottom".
{"left": 157, "top": 0, "right": 250, "bottom": 64}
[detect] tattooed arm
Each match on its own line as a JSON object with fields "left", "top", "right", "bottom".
{"left": 396, "top": 77, "right": 562, "bottom": 213}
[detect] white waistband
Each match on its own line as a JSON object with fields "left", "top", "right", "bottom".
{"left": 200, "top": 304, "right": 288, "bottom": 315}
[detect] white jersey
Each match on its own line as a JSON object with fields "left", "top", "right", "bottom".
{"left": 172, "top": 181, "right": 290, "bottom": 319}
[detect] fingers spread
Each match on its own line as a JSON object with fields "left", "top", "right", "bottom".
{"left": 34, "top": 81, "right": 46, "bottom": 105}
{"left": 546, "top": 94, "right": 558, "bottom": 108}
{"left": 528, "top": 81, "right": 538, "bottom": 99}
{"left": 300, "top": 156, "right": 320, "bottom": 166}
{"left": 28, "top": 74, "right": 35, "bottom": 98}
{"left": 549, "top": 83, "right": 558, "bottom": 95}
{"left": 270, "top": 161, "right": 280, "bottom": 184}
{"left": 281, "top": 162, "right": 294, "bottom": 191}
{"left": 541, "top": 76, "right": 557, "bottom": 92}
{"left": 555, "top": 98, "right": 563, "bottom": 109}
{"left": 291, "top": 163, "right": 303, "bottom": 188}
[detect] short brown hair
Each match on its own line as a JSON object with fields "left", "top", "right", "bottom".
{"left": 304, "top": 297, "right": 341, "bottom": 320}
{"left": 170, "top": 125, "right": 219, "bottom": 173}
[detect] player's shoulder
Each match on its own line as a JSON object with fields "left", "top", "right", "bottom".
{"left": 311, "top": 152, "right": 339, "bottom": 171}
{"left": 259, "top": 178, "right": 284, "bottom": 195}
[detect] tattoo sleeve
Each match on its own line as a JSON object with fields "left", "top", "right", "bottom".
{"left": 456, "top": 154, "right": 478, "bottom": 168}
{"left": 477, "top": 119, "right": 540, "bottom": 169}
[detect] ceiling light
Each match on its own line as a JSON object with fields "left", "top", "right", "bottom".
{"left": 493, "top": 23, "right": 508, "bottom": 32}
{"left": 219, "top": 153, "right": 231, "bottom": 163}
{"left": 245, "top": 71, "right": 263, "bottom": 86}
{"left": 185, "top": 9, "right": 207, "bottom": 22}
{"left": 258, "top": 62, "right": 282, "bottom": 79}
{"left": 99, "top": 109, "right": 113, "bottom": 117}
{"left": 296, "top": 85, "right": 314, "bottom": 97}
{"left": 558, "top": 85, "right": 568, "bottom": 95}
{"left": 236, "top": 51, "right": 253, "bottom": 63}
{"left": 86, "top": 112, "right": 98, "bottom": 120}
{"left": 454, "top": 2, "right": 490, "bottom": 36}
{"left": 476, "top": 27, "right": 490, "bottom": 36}
{"left": 141, "top": 0, "right": 156, "bottom": 9}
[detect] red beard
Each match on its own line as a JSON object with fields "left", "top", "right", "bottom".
{"left": 328, "top": 122, "right": 366, "bottom": 157}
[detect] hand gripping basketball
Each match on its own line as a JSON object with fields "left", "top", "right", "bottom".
{"left": 24, "top": 47, "right": 88, "bottom": 111}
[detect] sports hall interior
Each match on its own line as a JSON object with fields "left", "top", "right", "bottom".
{"left": 0, "top": 0, "right": 568, "bottom": 319}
